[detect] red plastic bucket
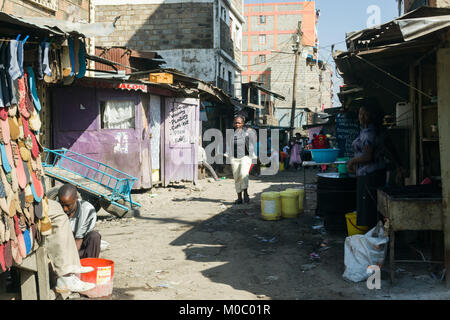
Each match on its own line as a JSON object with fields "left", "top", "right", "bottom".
{"left": 79, "top": 258, "right": 114, "bottom": 298}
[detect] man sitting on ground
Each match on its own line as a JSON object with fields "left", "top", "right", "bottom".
{"left": 57, "top": 184, "right": 101, "bottom": 259}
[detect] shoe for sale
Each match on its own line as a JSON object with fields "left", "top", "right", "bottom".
{"left": 55, "top": 275, "right": 95, "bottom": 293}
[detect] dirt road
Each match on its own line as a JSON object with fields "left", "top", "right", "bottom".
{"left": 89, "top": 169, "right": 450, "bottom": 300}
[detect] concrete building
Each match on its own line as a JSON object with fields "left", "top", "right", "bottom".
{"left": 242, "top": 0, "right": 333, "bottom": 129}
{"left": 92, "top": 0, "right": 244, "bottom": 99}
{"left": 0, "top": 0, "right": 90, "bottom": 21}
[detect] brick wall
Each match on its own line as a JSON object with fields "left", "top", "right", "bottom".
{"left": 95, "top": 3, "right": 214, "bottom": 51}
{"left": 2, "top": 0, "right": 89, "bottom": 21}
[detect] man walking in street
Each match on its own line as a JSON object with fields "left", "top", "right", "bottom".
{"left": 57, "top": 184, "right": 101, "bottom": 259}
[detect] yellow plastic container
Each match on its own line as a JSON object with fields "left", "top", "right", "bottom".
{"left": 345, "top": 212, "right": 369, "bottom": 236}
{"left": 286, "top": 188, "right": 305, "bottom": 213}
{"left": 279, "top": 162, "right": 285, "bottom": 171}
{"left": 280, "top": 190, "right": 299, "bottom": 218}
{"left": 261, "top": 192, "right": 282, "bottom": 221}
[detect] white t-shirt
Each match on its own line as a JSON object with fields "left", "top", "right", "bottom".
{"left": 69, "top": 200, "right": 97, "bottom": 239}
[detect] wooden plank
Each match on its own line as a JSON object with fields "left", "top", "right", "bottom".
{"left": 20, "top": 270, "right": 37, "bottom": 300}
{"left": 44, "top": 167, "right": 112, "bottom": 197}
{"left": 406, "top": 64, "right": 417, "bottom": 185}
{"left": 36, "top": 247, "right": 50, "bottom": 300}
{"left": 418, "top": 64, "right": 424, "bottom": 182}
{"left": 437, "top": 47, "right": 450, "bottom": 288}
{"left": 13, "top": 253, "right": 37, "bottom": 272}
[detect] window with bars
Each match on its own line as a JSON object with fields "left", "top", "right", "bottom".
{"left": 259, "top": 15, "right": 266, "bottom": 24}
{"left": 259, "top": 34, "right": 266, "bottom": 44}
{"left": 258, "top": 54, "right": 266, "bottom": 64}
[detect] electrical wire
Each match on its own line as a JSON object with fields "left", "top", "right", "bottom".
{"left": 355, "top": 55, "right": 433, "bottom": 100}
{"left": 242, "top": 36, "right": 295, "bottom": 68}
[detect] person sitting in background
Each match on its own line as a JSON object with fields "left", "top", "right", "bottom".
{"left": 57, "top": 184, "right": 101, "bottom": 259}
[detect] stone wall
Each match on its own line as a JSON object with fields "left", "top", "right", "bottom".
{"left": 95, "top": 3, "right": 214, "bottom": 51}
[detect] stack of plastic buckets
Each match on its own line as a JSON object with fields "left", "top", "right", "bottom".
{"left": 261, "top": 188, "right": 305, "bottom": 220}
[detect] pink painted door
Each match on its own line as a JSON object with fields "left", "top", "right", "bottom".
{"left": 163, "top": 97, "right": 199, "bottom": 186}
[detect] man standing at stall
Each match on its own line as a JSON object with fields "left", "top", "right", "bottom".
{"left": 57, "top": 184, "right": 101, "bottom": 259}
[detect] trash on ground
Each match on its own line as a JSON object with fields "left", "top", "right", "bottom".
{"left": 149, "top": 193, "right": 158, "bottom": 198}
{"left": 254, "top": 235, "right": 277, "bottom": 243}
{"left": 155, "top": 270, "right": 168, "bottom": 274}
{"left": 301, "top": 263, "right": 318, "bottom": 271}
{"left": 318, "top": 240, "right": 331, "bottom": 252}
{"left": 100, "top": 240, "right": 110, "bottom": 252}
{"left": 158, "top": 282, "right": 174, "bottom": 288}
{"left": 312, "top": 224, "right": 324, "bottom": 230}
{"left": 297, "top": 241, "right": 304, "bottom": 245}
{"left": 342, "top": 221, "right": 389, "bottom": 283}
{"left": 310, "top": 252, "right": 320, "bottom": 260}
{"left": 266, "top": 275, "right": 279, "bottom": 281}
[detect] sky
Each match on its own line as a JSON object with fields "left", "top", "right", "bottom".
{"left": 244, "top": 0, "right": 400, "bottom": 107}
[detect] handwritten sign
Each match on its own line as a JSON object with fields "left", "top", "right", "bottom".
{"left": 169, "top": 103, "right": 192, "bottom": 145}
{"left": 335, "top": 112, "right": 360, "bottom": 158}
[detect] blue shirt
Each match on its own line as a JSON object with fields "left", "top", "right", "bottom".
{"left": 352, "top": 124, "right": 386, "bottom": 176}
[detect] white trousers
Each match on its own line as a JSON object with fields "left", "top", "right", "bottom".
{"left": 230, "top": 156, "right": 253, "bottom": 194}
{"left": 43, "top": 200, "right": 81, "bottom": 276}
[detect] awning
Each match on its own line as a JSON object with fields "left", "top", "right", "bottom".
{"left": 0, "top": 12, "right": 117, "bottom": 38}
{"left": 0, "top": 12, "right": 65, "bottom": 37}
{"left": 344, "top": 6, "right": 450, "bottom": 51}
{"left": 243, "top": 82, "right": 286, "bottom": 101}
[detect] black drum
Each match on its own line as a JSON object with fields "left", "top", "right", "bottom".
{"left": 316, "top": 173, "right": 357, "bottom": 233}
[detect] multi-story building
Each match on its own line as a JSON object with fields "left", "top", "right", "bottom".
{"left": 242, "top": 0, "right": 332, "bottom": 129}
{"left": 1, "top": 0, "right": 90, "bottom": 20}
{"left": 404, "top": 0, "right": 450, "bottom": 13}
{"left": 92, "top": 0, "right": 244, "bottom": 99}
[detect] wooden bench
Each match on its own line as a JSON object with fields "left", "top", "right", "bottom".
{"left": 10, "top": 247, "right": 51, "bottom": 300}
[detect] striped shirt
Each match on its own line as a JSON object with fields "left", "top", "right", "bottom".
{"left": 69, "top": 200, "right": 97, "bottom": 239}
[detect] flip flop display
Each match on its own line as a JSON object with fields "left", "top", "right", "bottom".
{"left": 0, "top": 34, "right": 82, "bottom": 266}
{"left": 4, "top": 240, "right": 12, "bottom": 269}
{"left": 0, "top": 144, "right": 11, "bottom": 173}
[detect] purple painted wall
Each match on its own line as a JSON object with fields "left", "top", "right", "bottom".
{"left": 52, "top": 86, "right": 151, "bottom": 189}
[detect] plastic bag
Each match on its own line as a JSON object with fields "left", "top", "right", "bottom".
{"left": 342, "top": 221, "right": 389, "bottom": 282}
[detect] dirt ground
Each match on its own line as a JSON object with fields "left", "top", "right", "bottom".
{"left": 86, "top": 168, "right": 450, "bottom": 300}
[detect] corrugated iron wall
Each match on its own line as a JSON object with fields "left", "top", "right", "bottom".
{"left": 95, "top": 47, "right": 132, "bottom": 73}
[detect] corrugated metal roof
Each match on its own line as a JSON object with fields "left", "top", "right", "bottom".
{"left": 345, "top": 6, "right": 450, "bottom": 51}
{"left": 0, "top": 12, "right": 117, "bottom": 38}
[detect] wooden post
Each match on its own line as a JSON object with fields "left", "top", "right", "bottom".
{"left": 36, "top": 247, "right": 50, "bottom": 300}
{"left": 405, "top": 64, "right": 417, "bottom": 185}
{"left": 437, "top": 47, "right": 450, "bottom": 288}
{"left": 289, "top": 21, "right": 302, "bottom": 137}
